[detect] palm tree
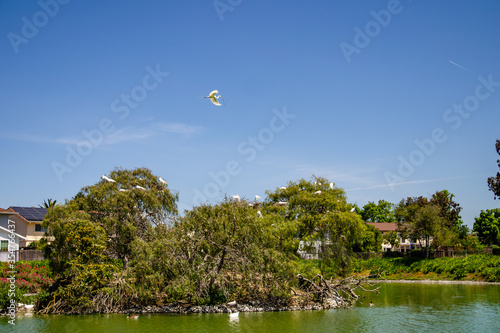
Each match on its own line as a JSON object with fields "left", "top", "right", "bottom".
{"left": 40, "top": 198, "right": 58, "bottom": 208}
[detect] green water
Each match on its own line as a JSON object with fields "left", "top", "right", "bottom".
{"left": 1, "top": 283, "right": 499, "bottom": 332}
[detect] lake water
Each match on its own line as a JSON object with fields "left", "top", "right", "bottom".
{"left": 1, "top": 283, "right": 499, "bottom": 332}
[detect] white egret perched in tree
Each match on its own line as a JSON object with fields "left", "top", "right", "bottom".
{"left": 204, "top": 90, "right": 223, "bottom": 106}
{"left": 280, "top": 186, "right": 287, "bottom": 190}
{"left": 119, "top": 189, "right": 128, "bottom": 192}
{"left": 350, "top": 207, "right": 356, "bottom": 213}
{"left": 255, "top": 195, "right": 261, "bottom": 201}
{"left": 257, "top": 210, "right": 263, "bottom": 218}
{"left": 159, "top": 177, "right": 168, "bottom": 186}
{"left": 101, "top": 175, "right": 115, "bottom": 183}
{"left": 329, "top": 182, "right": 334, "bottom": 190}
{"left": 314, "top": 190, "right": 321, "bottom": 194}
{"left": 135, "top": 185, "right": 146, "bottom": 191}
{"left": 232, "top": 194, "right": 241, "bottom": 202}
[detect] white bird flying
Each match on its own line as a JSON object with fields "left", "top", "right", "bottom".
{"left": 135, "top": 185, "right": 146, "bottom": 191}
{"left": 101, "top": 175, "right": 115, "bottom": 183}
{"left": 159, "top": 177, "right": 168, "bottom": 186}
{"left": 205, "top": 90, "right": 223, "bottom": 106}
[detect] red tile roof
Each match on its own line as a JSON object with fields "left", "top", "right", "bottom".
{"left": 0, "top": 208, "right": 18, "bottom": 215}
{"left": 366, "top": 222, "right": 399, "bottom": 232}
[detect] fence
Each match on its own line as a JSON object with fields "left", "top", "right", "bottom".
{"left": 0, "top": 250, "right": 44, "bottom": 262}
{"left": 354, "top": 247, "right": 493, "bottom": 260}
{"left": 18, "top": 249, "right": 44, "bottom": 261}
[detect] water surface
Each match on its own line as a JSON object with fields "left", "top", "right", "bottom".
{"left": 2, "top": 283, "right": 499, "bottom": 332}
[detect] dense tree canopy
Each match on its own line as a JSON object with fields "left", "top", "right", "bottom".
{"left": 487, "top": 139, "right": 500, "bottom": 199}
{"left": 429, "top": 190, "right": 463, "bottom": 228}
{"left": 41, "top": 171, "right": 488, "bottom": 314}
{"left": 264, "top": 176, "right": 380, "bottom": 274}
{"left": 395, "top": 190, "right": 465, "bottom": 255}
{"left": 131, "top": 199, "right": 296, "bottom": 305}
{"left": 473, "top": 209, "right": 500, "bottom": 246}
{"left": 360, "top": 200, "right": 396, "bottom": 223}
{"left": 70, "top": 167, "right": 178, "bottom": 269}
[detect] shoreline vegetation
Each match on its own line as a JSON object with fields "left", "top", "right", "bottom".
{"left": 368, "top": 279, "right": 500, "bottom": 285}
{"left": 1, "top": 168, "right": 499, "bottom": 316}
{"left": 3, "top": 254, "right": 499, "bottom": 316}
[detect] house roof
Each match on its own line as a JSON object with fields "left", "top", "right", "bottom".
{"left": 0, "top": 208, "right": 18, "bottom": 216}
{"left": 8, "top": 206, "right": 47, "bottom": 222}
{"left": 366, "top": 222, "right": 399, "bottom": 232}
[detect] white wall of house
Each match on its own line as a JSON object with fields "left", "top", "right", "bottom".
{"left": 0, "top": 226, "right": 25, "bottom": 262}
{"left": 298, "top": 240, "right": 322, "bottom": 259}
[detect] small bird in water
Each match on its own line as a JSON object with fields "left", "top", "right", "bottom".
{"left": 369, "top": 301, "right": 374, "bottom": 307}
{"left": 229, "top": 309, "right": 239, "bottom": 318}
{"left": 127, "top": 313, "right": 139, "bottom": 319}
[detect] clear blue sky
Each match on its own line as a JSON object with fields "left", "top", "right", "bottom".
{"left": 1, "top": 0, "right": 499, "bottom": 228}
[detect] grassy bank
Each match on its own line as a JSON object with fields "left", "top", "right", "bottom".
{"left": 354, "top": 254, "right": 500, "bottom": 282}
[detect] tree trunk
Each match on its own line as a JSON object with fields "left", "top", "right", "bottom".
{"left": 123, "top": 255, "right": 129, "bottom": 270}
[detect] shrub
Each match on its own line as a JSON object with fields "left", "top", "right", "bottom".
{"left": 0, "top": 261, "right": 54, "bottom": 310}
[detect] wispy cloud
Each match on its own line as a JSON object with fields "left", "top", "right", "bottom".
{"left": 5, "top": 121, "right": 204, "bottom": 147}
{"left": 346, "top": 174, "right": 484, "bottom": 192}
{"left": 448, "top": 60, "right": 470, "bottom": 72}
{"left": 5, "top": 134, "right": 55, "bottom": 144}
{"left": 290, "top": 164, "right": 376, "bottom": 186}
{"left": 152, "top": 122, "right": 204, "bottom": 137}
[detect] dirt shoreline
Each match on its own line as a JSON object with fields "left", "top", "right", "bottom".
{"left": 367, "top": 279, "right": 500, "bottom": 285}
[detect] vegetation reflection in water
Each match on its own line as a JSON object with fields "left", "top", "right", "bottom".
{"left": 1, "top": 283, "right": 499, "bottom": 333}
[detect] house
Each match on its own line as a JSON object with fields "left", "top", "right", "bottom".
{"left": 298, "top": 240, "right": 322, "bottom": 259}
{"left": 7, "top": 206, "right": 48, "bottom": 247}
{"left": 0, "top": 208, "right": 27, "bottom": 261}
{"left": 366, "top": 222, "right": 423, "bottom": 252}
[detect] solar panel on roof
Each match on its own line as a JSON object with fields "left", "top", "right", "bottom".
{"left": 10, "top": 206, "right": 47, "bottom": 221}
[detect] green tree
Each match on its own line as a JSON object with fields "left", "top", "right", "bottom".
{"left": 264, "top": 176, "right": 370, "bottom": 275}
{"left": 473, "top": 209, "right": 500, "bottom": 246}
{"left": 71, "top": 167, "right": 178, "bottom": 270}
{"left": 383, "top": 230, "right": 400, "bottom": 251}
{"left": 396, "top": 196, "right": 446, "bottom": 257}
{"left": 132, "top": 198, "right": 295, "bottom": 305}
{"left": 487, "top": 139, "right": 500, "bottom": 199}
{"left": 395, "top": 190, "right": 464, "bottom": 250}
{"left": 41, "top": 211, "right": 119, "bottom": 313}
{"left": 355, "top": 223, "right": 383, "bottom": 252}
{"left": 360, "top": 200, "right": 396, "bottom": 223}
{"left": 429, "top": 190, "right": 463, "bottom": 228}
